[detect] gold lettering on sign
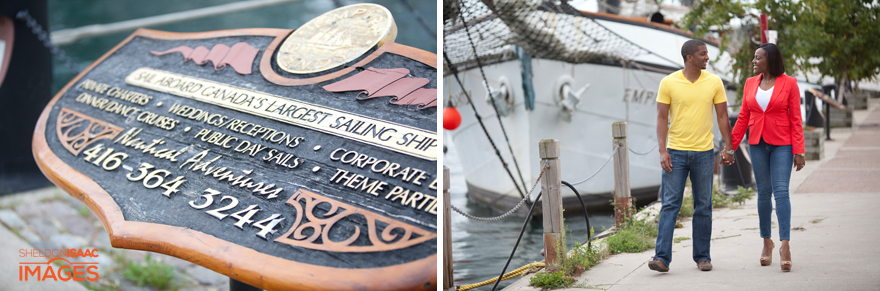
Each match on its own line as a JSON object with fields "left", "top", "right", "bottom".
{"left": 114, "top": 128, "right": 188, "bottom": 162}
{"left": 179, "top": 149, "right": 284, "bottom": 199}
{"left": 78, "top": 79, "right": 111, "bottom": 95}
{"left": 329, "top": 168, "right": 388, "bottom": 196}
{"left": 78, "top": 79, "right": 153, "bottom": 105}
{"left": 329, "top": 148, "right": 429, "bottom": 186}
{"left": 56, "top": 107, "right": 125, "bottom": 156}
{"left": 75, "top": 92, "right": 142, "bottom": 117}
{"left": 275, "top": 189, "right": 435, "bottom": 253}
{"left": 125, "top": 68, "right": 437, "bottom": 160}
{"left": 384, "top": 186, "right": 437, "bottom": 215}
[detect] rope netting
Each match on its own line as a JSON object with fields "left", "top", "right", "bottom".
{"left": 444, "top": 0, "right": 659, "bottom": 72}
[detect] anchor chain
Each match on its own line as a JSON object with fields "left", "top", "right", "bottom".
{"left": 629, "top": 144, "right": 658, "bottom": 155}
{"left": 568, "top": 144, "right": 620, "bottom": 186}
{"left": 450, "top": 162, "right": 548, "bottom": 222}
{"left": 16, "top": 10, "right": 80, "bottom": 73}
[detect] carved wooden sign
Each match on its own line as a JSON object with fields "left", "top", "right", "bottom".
{"left": 32, "top": 4, "right": 437, "bottom": 291}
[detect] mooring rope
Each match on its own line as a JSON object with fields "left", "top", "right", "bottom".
{"left": 455, "top": 262, "right": 545, "bottom": 291}
{"left": 450, "top": 162, "right": 547, "bottom": 222}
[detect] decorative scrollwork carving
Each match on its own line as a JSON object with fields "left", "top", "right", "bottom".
{"left": 150, "top": 42, "right": 260, "bottom": 75}
{"left": 275, "top": 189, "right": 436, "bottom": 253}
{"left": 56, "top": 107, "right": 124, "bottom": 156}
{"left": 322, "top": 67, "right": 437, "bottom": 109}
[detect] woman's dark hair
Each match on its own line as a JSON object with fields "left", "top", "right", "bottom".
{"left": 758, "top": 43, "right": 785, "bottom": 77}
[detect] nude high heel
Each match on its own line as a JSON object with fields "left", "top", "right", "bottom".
{"left": 760, "top": 241, "right": 774, "bottom": 266}
{"left": 780, "top": 246, "right": 792, "bottom": 272}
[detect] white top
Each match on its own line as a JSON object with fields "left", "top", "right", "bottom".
{"left": 756, "top": 86, "right": 773, "bottom": 111}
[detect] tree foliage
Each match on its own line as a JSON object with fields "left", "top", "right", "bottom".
{"left": 790, "top": 0, "right": 880, "bottom": 84}
{"left": 680, "top": 0, "right": 880, "bottom": 100}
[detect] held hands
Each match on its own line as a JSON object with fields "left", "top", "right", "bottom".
{"left": 794, "top": 155, "right": 806, "bottom": 171}
{"left": 721, "top": 149, "right": 735, "bottom": 166}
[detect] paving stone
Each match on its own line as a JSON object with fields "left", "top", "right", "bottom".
{"left": 51, "top": 233, "right": 86, "bottom": 249}
{"left": 171, "top": 271, "right": 193, "bottom": 289}
{"left": 14, "top": 203, "right": 43, "bottom": 218}
{"left": 0, "top": 209, "right": 27, "bottom": 230}
{"left": 31, "top": 240, "right": 60, "bottom": 252}
{"left": 91, "top": 230, "right": 113, "bottom": 250}
{"left": 18, "top": 230, "right": 42, "bottom": 245}
{"left": 101, "top": 273, "right": 126, "bottom": 289}
{"left": 155, "top": 252, "right": 197, "bottom": 270}
{"left": 28, "top": 216, "right": 60, "bottom": 239}
{"left": 59, "top": 215, "right": 97, "bottom": 237}
{"left": 122, "top": 249, "right": 149, "bottom": 262}
{"left": 43, "top": 200, "right": 80, "bottom": 218}
{"left": 63, "top": 194, "right": 86, "bottom": 207}
{"left": 118, "top": 278, "right": 153, "bottom": 291}
{"left": 90, "top": 252, "right": 116, "bottom": 275}
{"left": 186, "top": 265, "right": 228, "bottom": 286}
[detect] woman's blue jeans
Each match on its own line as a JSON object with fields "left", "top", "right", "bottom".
{"left": 749, "top": 139, "right": 793, "bottom": 241}
{"left": 654, "top": 149, "right": 714, "bottom": 267}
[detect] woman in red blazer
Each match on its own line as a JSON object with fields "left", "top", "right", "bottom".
{"left": 731, "top": 43, "right": 805, "bottom": 272}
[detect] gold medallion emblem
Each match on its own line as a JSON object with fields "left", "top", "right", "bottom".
{"left": 276, "top": 3, "right": 397, "bottom": 74}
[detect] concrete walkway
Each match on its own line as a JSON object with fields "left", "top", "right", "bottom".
{"left": 504, "top": 98, "right": 880, "bottom": 291}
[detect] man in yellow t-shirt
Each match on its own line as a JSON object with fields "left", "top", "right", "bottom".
{"left": 648, "top": 39, "right": 735, "bottom": 273}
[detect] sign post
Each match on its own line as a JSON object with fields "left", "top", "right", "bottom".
{"left": 32, "top": 4, "right": 438, "bottom": 290}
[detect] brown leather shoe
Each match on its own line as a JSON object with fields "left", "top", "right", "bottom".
{"left": 648, "top": 259, "right": 669, "bottom": 272}
{"left": 697, "top": 260, "right": 713, "bottom": 271}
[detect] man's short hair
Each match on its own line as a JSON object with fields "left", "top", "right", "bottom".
{"left": 758, "top": 43, "right": 786, "bottom": 77}
{"left": 681, "top": 39, "right": 706, "bottom": 63}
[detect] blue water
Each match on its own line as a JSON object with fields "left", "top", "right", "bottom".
{"left": 48, "top": 0, "right": 437, "bottom": 93}
{"left": 446, "top": 142, "right": 615, "bottom": 290}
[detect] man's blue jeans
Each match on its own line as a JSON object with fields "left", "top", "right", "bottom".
{"left": 654, "top": 148, "right": 714, "bottom": 267}
{"left": 749, "top": 139, "right": 793, "bottom": 241}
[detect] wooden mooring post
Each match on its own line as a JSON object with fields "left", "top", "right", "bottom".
{"left": 539, "top": 139, "right": 564, "bottom": 271}
{"left": 443, "top": 166, "right": 453, "bottom": 290}
{"left": 612, "top": 122, "right": 632, "bottom": 227}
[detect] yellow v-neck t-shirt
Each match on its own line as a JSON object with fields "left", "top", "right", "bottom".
{"left": 656, "top": 70, "right": 726, "bottom": 151}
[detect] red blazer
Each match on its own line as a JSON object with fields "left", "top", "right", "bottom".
{"left": 731, "top": 73, "right": 805, "bottom": 154}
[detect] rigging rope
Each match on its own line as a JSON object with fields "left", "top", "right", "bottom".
{"left": 444, "top": 0, "right": 684, "bottom": 72}
{"left": 488, "top": 190, "right": 543, "bottom": 291}
{"left": 456, "top": 11, "right": 530, "bottom": 195}
{"left": 397, "top": 0, "right": 436, "bottom": 39}
{"left": 444, "top": 52, "right": 528, "bottom": 200}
